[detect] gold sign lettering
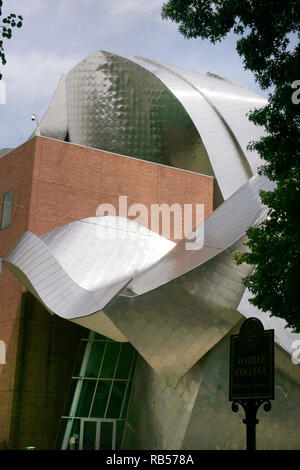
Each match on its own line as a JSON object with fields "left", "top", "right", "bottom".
{"left": 235, "top": 366, "right": 267, "bottom": 377}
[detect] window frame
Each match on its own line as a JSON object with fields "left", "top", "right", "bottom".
{"left": 1, "top": 189, "right": 14, "bottom": 230}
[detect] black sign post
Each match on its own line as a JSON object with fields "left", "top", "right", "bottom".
{"left": 229, "top": 317, "right": 274, "bottom": 450}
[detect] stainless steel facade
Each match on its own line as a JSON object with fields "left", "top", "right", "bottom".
{"left": 32, "top": 50, "right": 269, "bottom": 204}
{"left": 3, "top": 50, "right": 300, "bottom": 449}
{"left": 5, "top": 50, "right": 300, "bottom": 382}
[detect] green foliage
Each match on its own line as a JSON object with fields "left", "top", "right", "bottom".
{"left": 0, "top": 0, "right": 23, "bottom": 80}
{"left": 162, "top": 0, "right": 300, "bottom": 331}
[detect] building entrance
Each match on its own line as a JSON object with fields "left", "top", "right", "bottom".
{"left": 59, "top": 331, "right": 136, "bottom": 450}
{"left": 79, "top": 419, "right": 116, "bottom": 450}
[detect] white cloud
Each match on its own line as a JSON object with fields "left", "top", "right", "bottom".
{"left": 53, "top": 0, "right": 166, "bottom": 40}
{"left": 4, "top": 51, "right": 80, "bottom": 100}
{"left": 0, "top": 0, "right": 265, "bottom": 148}
{"left": 107, "top": 0, "right": 163, "bottom": 17}
{"left": 3, "top": 0, "right": 45, "bottom": 17}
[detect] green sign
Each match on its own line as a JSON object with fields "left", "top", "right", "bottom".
{"left": 229, "top": 317, "right": 274, "bottom": 400}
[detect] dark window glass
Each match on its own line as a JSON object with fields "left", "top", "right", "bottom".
{"left": 100, "top": 342, "right": 121, "bottom": 378}
{"left": 121, "top": 382, "right": 132, "bottom": 419}
{"left": 85, "top": 341, "right": 106, "bottom": 378}
{"left": 72, "top": 341, "right": 88, "bottom": 377}
{"left": 75, "top": 380, "right": 96, "bottom": 417}
{"left": 83, "top": 421, "right": 96, "bottom": 450}
{"left": 1, "top": 189, "right": 13, "bottom": 229}
{"left": 106, "top": 381, "right": 127, "bottom": 419}
{"left": 116, "top": 420, "right": 125, "bottom": 450}
{"left": 99, "top": 422, "right": 113, "bottom": 450}
{"left": 94, "top": 333, "right": 108, "bottom": 341}
{"left": 115, "top": 343, "right": 135, "bottom": 379}
{"left": 60, "top": 334, "right": 137, "bottom": 450}
{"left": 90, "top": 380, "right": 112, "bottom": 418}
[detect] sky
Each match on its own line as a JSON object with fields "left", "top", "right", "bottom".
{"left": 0, "top": 0, "right": 268, "bottom": 150}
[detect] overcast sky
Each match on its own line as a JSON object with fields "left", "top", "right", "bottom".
{"left": 0, "top": 0, "right": 268, "bottom": 150}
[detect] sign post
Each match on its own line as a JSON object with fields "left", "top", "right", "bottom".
{"left": 229, "top": 317, "right": 274, "bottom": 450}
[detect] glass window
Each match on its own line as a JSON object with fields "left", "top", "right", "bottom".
{"left": 75, "top": 380, "right": 96, "bottom": 417}
{"left": 99, "top": 422, "right": 113, "bottom": 450}
{"left": 72, "top": 341, "right": 88, "bottom": 378}
{"left": 85, "top": 341, "right": 106, "bottom": 378}
{"left": 100, "top": 342, "right": 121, "bottom": 378}
{"left": 82, "top": 421, "right": 97, "bottom": 450}
{"left": 121, "top": 383, "right": 133, "bottom": 419}
{"left": 106, "top": 381, "right": 127, "bottom": 419}
{"left": 90, "top": 380, "right": 112, "bottom": 418}
{"left": 116, "top": 420, "right": 125, "bottom": 450}
{"left": 1, "top": 189, "right": 14, "bottom": 229}
{"left": 61, "top": 332, "right": 136, "bottom": 450}
{"left": 94, "top": 333, "right": 108, "bottom": 341}
{"left": 115, "top": 343, "right": 135, "bottom": 379}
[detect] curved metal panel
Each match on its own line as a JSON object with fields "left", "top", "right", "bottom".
{"left": 40, "top": 216, "right": 175, "bottom": 291}
{"left": 104, "top": 236, "right": 249, "bottom": 385}
{"left": 7, "top": 50, "right": 298, "bottom": 385}
{"left": 4, "top": 230, "right": 130, "bottom": 319}
{"left": 6, "top": 175, "right": 298, "bottom": 385}
{"left": 65, "top": 50, "right": 214, "bottom": 177}
{"left": 126, "top": 174, "right": 275, "bottom": 296}
{"left": 161, "top": 63, "right": 267, "bottom": 174}
{"left": 4, "top": 217, "right": 174, "bottom": 318}
{"left": 125, "top": 54, "right": 263, "bottom": 199}
{"left": 34, "top": 50, "right": 268, "bottom": 201}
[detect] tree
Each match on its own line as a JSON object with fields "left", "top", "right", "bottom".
{"left": 0, "top": 0, "right": 23, "bottom": 80}
{"left": 162, "top": 0, "right": 300, "bottom": 332}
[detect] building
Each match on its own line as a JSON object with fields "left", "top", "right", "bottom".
{"left": 0, "top": 50, "right": 299, "bottom": 450}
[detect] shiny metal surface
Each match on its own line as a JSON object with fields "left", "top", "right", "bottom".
{"left": 4, "top": 230, "right": 129, "bottom": 319}
{"left": 104, "top": 237, "right": 248, "bottom": 385}
{"left": 5, "top": 174, "right": 299, "bottom": 384}
{"left": 65, "top": 51, "right": 214, "bottom": 180}
{"left": 35, "top": 50, "right": 268, "bottom": 202}
{"left": 123, "top": 328, "right": 300, "bottom": 450}
{"left": 5, "top": 50, "right": 299, "bottom": 384}
{"left": 40, "top": 216, "right": 175, "bottom": 291}
{"left": 4, "top": 216, "right": 174, "bottom": 318}
{"left": 125, "top": 54, "right": 260, "bottom": 199}
{"left": 160, "top": 63, "right": 267, "bottom": 174}
{"left": 126, "top": 174, "right": 275, "bottom": 296}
